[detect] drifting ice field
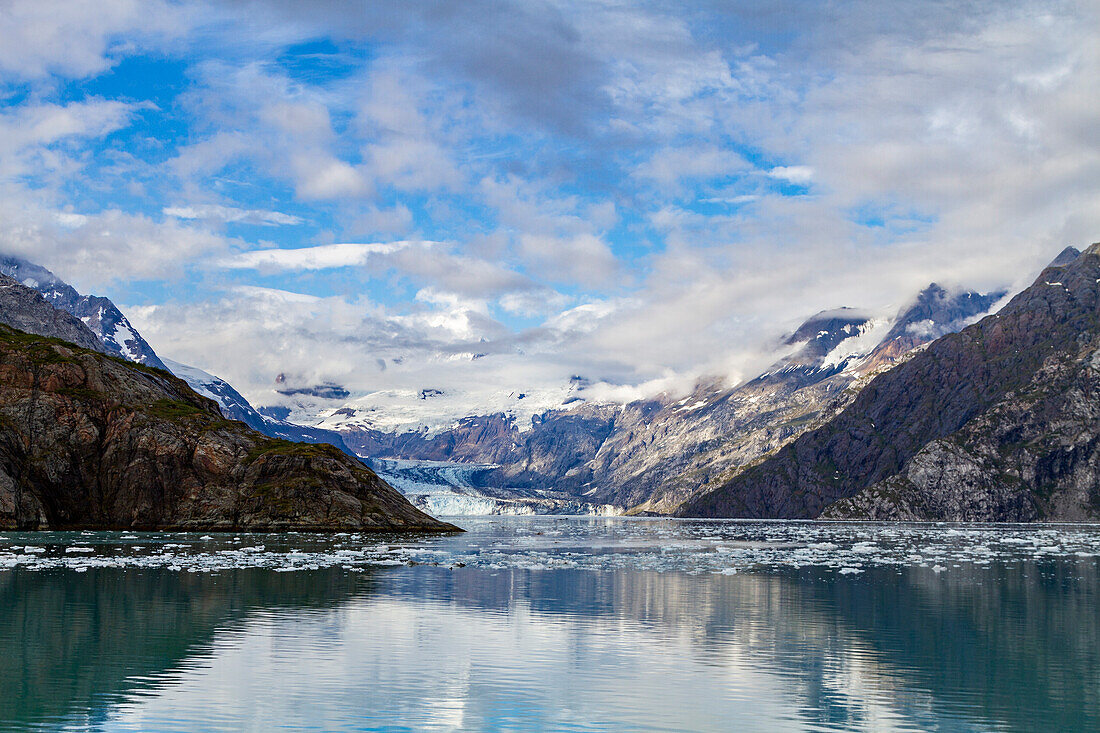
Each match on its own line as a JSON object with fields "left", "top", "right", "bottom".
{"left": 3, "top": 517, "right": 1099, "bottom": 576}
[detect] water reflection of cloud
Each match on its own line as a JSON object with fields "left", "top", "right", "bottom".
{"left": 99, "top": 572, "right": 935, "bottom": 732}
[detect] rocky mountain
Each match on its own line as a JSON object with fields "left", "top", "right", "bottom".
{"left": 0, "top": 315, "right": 456, "bottom": 531}
{"left": 0, "top": 274, "right": 108, "bottom": 353}
{"left": 332, "top": 282, "right": 1002, "bottom": 513}
{"left": 162, "top": 359, "right": 356, "bottom": 454}
{"left": 678, "top": 244, "right": 1100, "bottom": 521}
{"left": 0, "top": 254, "right": 354, "bottom": 454}
{"left": 1, "top": 255, "right": 166, "bottom": 369}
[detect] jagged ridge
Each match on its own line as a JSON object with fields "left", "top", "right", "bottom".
{"left": 0, "top": 254, "right": 355, "bottom": 454}
{"left": 678, "top": 244, "right": 1100, "bottom": 521}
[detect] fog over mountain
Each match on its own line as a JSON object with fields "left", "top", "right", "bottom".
{"left": 0, "top": 1, "right": 1097, "bottom": 424}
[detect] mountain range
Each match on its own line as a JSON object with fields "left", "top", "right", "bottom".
{"left": 328, "top": 280, "right": 1004, "bottom": 514}
{"left": 2, "top": 243, "right": 1094, "bottom": 522}
{"left": 0, "top": 256, "right": 166, "bottom": 369}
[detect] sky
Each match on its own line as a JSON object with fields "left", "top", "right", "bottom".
{"left": 1, "top": 0, "right": 1098, "bottom": 425}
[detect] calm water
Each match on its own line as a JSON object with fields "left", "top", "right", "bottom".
{"left": 2, "top": 517, "right": 1098, "bottom": 732}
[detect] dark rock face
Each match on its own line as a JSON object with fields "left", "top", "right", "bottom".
{"left": 679, "top": 244, "right": 1100, "bottom": 521}
{"left": 487, "top": 408, "right": 620, "bottom": 492}
{"left": 0, "top": 255, "right": 167, "bottom": 370}
{"left": 825, "top": 318, "right": 1100, "bottom": 521}
{"left": 0, "top": 324, "right": 457, "bottom": 532}
{"left": 0, "top": 275, "right": 107, "bottom": 353}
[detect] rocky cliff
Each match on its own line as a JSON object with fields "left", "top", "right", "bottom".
{"left": 0, "top": 274, "right": 108, "bottom": 354}
{"left": 679, "top": 245, "right": 1100, "bottom": 521}
{"left": 0, "top": 323, "right": 457, "bottom": 532}
{"left": 0, "top": 253, "right": 357, "bottom": 455}
{"left": 1, "top": 255, "right": 166, "bottom": 369}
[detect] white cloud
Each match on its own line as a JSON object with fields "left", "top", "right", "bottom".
{"left": 231, "top": 285, "right": 322, "bottom": 304}
{"left": 364, "top": 137, "right": 462, "bottom": 192}
{"left": 0, "top": 99, "right": 137, "bottom": 177}
{"left": 479, "top": 175, "right": 621, "bottom": 288}
{"left": 0, "top": 201, "right": 231, "bottom": 287}
{"left": 0, "top": 0, "right": 185, "bottom": 81}
{"left": 635, "top": 146, "right": 749, "bottom": 188}
{"left": 164, "top": 205, "right": 303, "bottom": 226}
{"left": 219, "top": 241, "right": 429, "bottom": 271}
{"left": 518, "top": 233, "right": 619, "bottom": 287}
{"left": 292, "top": 156, "right": 372, "bottom": 200}
{"left": 385, "top": 243, "right": 534, "bottom": 297}
{"left": 498, "top": 289, "right": 571, "bottom": 318}
{"left": 347, "top": 204, "right": 414, "bottom": 237}
{"left": 768, "top": 166, "right": 814, "bottom": 185}
{"left": 357, "top": 70, "right": 464, "bottom": 192}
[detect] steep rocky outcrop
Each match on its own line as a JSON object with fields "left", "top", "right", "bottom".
{"left": 1, "top": 255, "right": 166, "bottom": 369}
{"left": 1, "top": 254, "right": 357, "bottom": 454}
{"left": 0, "top": 274, "right": 107, "bottom": 353}
{"left": 0, "top": 323, "right": 457, "bottom": 532}
{"left": 679, "top": 244, "right": 1100, "bottom": 521}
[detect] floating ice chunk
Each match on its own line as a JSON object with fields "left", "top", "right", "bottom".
{"left": 839, "top": 567, "right": 863, "bottom": 575}
{"left": 65, "top": 547, "right": 95, "bottom": 553}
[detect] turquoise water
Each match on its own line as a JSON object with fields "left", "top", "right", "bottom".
{"left": 2, "top": 517, "right": 1098, "bottom": 732}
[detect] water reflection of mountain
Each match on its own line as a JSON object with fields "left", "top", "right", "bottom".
{"left": 2, "top": 560, "right": 1096, "bottom": 732}
{"left": 381, "top": 562, "right": 1100, "bottom": 731}
{"left": 0, "top": 567, "right": 374, "bottom": 730}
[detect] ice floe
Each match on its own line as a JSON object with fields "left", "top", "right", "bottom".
{"left": 0, "top": 519, "right": 1098, "bottom": 577}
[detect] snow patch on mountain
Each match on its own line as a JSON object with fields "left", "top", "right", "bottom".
{"left": 273, "top": 380, "right": 592, "bottom": 437}
{"left": 820, "top": 318, "right": 891, "bottom": 370}
{"left": 0, "top": 254, "right": 167, "bottom": 370}
{"left": 162, "top": 358, "right": 240, "bottom": 410}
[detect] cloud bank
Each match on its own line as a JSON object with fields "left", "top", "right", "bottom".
{"left": 0, "top": 0, "right": 1097, "bottom": 423}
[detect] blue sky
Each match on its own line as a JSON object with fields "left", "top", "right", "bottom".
{"left": 1, "top": 0, "right": 1097, "bottom": 425}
